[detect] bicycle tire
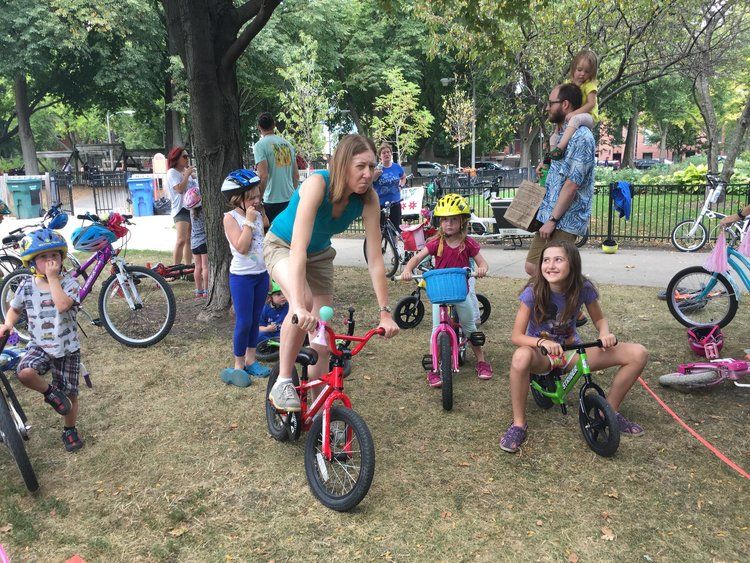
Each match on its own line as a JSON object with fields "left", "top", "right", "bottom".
{"left": 574, "top": 229, "right": 589, "bottom": 248}
{"left": 362, "top": 235, "right": 400, "bottom": 279}
{"left": 0, "top": 393, "right": 39, "bottom": 492}
{"left": 666, "top": 266, "right": 737, "bottom": 328}
{"left": 98, "top": 265, "right": 176, "bottom": 347}
{"left": 477, "top": 293, "right": 491, "bottom": 325}
{"left": 439, "top": 331, "right": 453, "bottom": 411}
{"left": 658, "top": 370, "right": 721, "bottom": 389}
{"left": 530, "top": 374, "right": 554, "bottom": 410}
{"left": 394, "top": 295, "right": 424, "bottom": 329}
{"left": 0, "top": 255, "right": 22, "bottom": 279}
{"left": 304, "top": 405, "right": 375, "bottom": 512}
{"left": 256, "top": 338, "right": 280, "bottom": 362}
{"left": 671, "top": 220, "right": 708, "bottom": 252}
{"left": 265, "top": 365, "right": 300, "bottom": 442}
{"left": 0, "top": 268, "right": 32, "bottom": 343}
{"left": 578, "top": 392, "right": 620, "bottom": 457}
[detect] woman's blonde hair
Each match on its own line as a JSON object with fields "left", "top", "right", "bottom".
{"left": 569, "top": 49, "right": 599, "bottom": 81}
{"left": 329, "top": 134, "right": 376, "bottom": 203}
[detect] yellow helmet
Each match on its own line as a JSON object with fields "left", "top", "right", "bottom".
{"left": 434, "top": 193, "right": 470, "bottom": 217}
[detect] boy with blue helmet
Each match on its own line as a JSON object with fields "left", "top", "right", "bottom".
{"left": 0, "top": 228, "right": 84, "bottom": 452}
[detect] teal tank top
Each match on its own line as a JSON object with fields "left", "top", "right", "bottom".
{"left": 270, "top": 170, "right": 365, "bottom": 254}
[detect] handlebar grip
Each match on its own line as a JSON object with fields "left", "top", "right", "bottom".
{"left": 123, "top": 214, "right": 133, "bottom": 220}
{"left": 9, "top": 227, "right": 23, "bottom": 234}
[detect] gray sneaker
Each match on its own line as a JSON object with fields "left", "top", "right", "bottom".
{"left": 269, "top": 380, "right": 301, "bottom": 412}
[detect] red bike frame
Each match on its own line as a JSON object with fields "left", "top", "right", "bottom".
{"left": 294, "top": 322, "right": 384, "bottom": 460}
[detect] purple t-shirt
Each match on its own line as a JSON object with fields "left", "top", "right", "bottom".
{"left": 519, "top": 281, "right": 598, "bottom": 344}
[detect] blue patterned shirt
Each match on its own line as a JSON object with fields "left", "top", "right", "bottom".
{"left": 538, "top": 126, "right": 595, "bottom": 237}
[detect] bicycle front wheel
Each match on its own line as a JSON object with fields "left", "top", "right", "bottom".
{"left": 0, "top": 255, "right": 22, "bottom": 279}
{"left": 98, "top": 265, "right": 176, "bottom": 347}
{"left": 671, "top": 220, "right": 707, "bottom": 252}
{"left": 578, "top": 392, "right": 620, "bottom": 457}
{"left": 666, "top": 266, "right": 737, "bottom": 328}
{"left": 362, "top": 235, "right": 400, "bottom": 278}
{"left": 658, "top": 370, "right": 721, "bottom": 389}
{"left": 438, "top": 331, "right": 453, "bottom": 411}
{"left": 304, "top": 405, "right": 375, "bottom": 512}
{"left": 394, "top": 295, "right": 424, "bottom": 329}
{"left": 0, "top": 394, "right": 39, "bottom": 492}
{"left": 0, "top": 268, "right": 32, "bottom": 343}
{"left": 477, "top": 293, "right": 491, "bottom": 325}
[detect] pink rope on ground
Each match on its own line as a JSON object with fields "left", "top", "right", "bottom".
{"left": 638, "top": 377, "right": 750, "bottom": 479}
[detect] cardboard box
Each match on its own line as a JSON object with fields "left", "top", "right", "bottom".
{"left": 503, "top": 180, "right": 546, "bottom": 232}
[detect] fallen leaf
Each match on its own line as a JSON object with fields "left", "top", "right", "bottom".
{"left": 364, "top": 376, "right": 371, "bottom": 381}
{"left": 601, "top": 527, "right": 615, "bottom": 541}
{"left": 50, "top": 509, "right": 57, "bottom": 517}
{"left": 527, "top": 531, "right": 535, "bottom": 537}
{"left": 0, "top": 523, "right": 12, "bottom": 533}
{"left": 535, "top": 520, "right": 543, "bottom": 526}
{"left": 441, "top": 511, "right": 452, "bottom": 518}
{"left": 229, "top": 423, "right": 238, "bottom": 430}
{"left": 606, "top": 489, "right": 619, "bottom": 499}
{"left": 169, "top": 527, "right": 188, "bottom": 538}
{"left": 567, "top": 552, "right": 579, "bottom": 563}
{"left": 601, "top": 511, "right": 611, "bottom": 521}
{"left": 457, "top": 461, "right": 470, "bottom": 467}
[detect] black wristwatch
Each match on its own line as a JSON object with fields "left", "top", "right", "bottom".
{"left": 549, "top": 216, "right": 560, "bottom": 224}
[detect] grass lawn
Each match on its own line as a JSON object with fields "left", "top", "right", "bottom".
{"left": 1, "top": 259, "right": 748, "bottom": 561}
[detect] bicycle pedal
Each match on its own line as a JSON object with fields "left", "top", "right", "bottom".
{"left": 91, "top": 318, "right": 103, "bottom": 327}
{"left": 469, "top": 331, "right": 486, "bottom": 346}
{"left": 422, "top": 355, "right": 433, "bottom": 371}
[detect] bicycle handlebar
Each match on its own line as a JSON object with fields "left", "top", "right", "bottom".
{"left": 395, "top": 267, "right": 476, "bottom": 282}
{"left": 290, "top": 313, "right": 386, "bottom": 357}
{"left": 540, "top": 338, "right": 617, "bottom": 355}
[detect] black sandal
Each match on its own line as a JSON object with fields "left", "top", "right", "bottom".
{"left": 62, "top": 427, "right": 84, "bottom": 452}
{"left": 44, "top": 387, "right": 71, "bottom": 415}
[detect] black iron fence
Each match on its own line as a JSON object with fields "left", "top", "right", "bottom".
{"left": 346, "top": 172, "right": 750, "bottom": 245}
{"left": 51, "top": 170, "right": 130, "bottom": 215}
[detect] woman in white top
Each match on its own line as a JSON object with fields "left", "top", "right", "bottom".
{"left": 165, "top": 146, "right": 195, "bottom": 266}
{"left": 219, "top": 169, "right": 271, "bottom": 387}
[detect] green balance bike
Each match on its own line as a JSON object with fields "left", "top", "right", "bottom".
{"left": 530, "top": 339, "right": 620, "bottom": 457}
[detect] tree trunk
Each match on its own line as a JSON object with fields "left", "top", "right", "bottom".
{"left": 518, "top": 117, "right": 537, "bottom": 169}
{"left": 164, "top": 75, "right": 184, "bottom": 151}
{"left": 694, "top": 72, "right": 719, "bottom": 173}
{"left": 14, "top": 75, "right": 39, "bottom": 175}
{"left": 720, "top": 92, "right": 750, "bottom": 183}
{"left": 163, "top": 1, "right": 250, "bottom": 316}
{"left": 659, "top": 123, "right": 668, "bottom": 160}
{"left": 621, "top": 111, "right": 639, "bottom": 168}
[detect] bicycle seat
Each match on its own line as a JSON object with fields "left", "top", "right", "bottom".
{"left": 296, "top": 346, "right": 318, "bottom": 367}
{"left": 2, "top": 234, "right": 22, "bottom": 245}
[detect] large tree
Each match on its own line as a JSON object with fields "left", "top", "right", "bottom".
{"left": 162, "top": 0, "right": 281, "bottom": 316}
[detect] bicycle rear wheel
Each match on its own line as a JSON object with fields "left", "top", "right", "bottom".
{"left": 256, "top": 338, "right": 280, "bottom": 362}
{"left": 578, "top": 392, "right": 619, "bottom": 457}
{"left": 438, "top": 331, "right": 453, "bottom": 411}
{"left": 98, "top": 265, "right": 176, "bottom": 347}
{"left": 0, "top": 268, "right": 32, "bottom": 343}
{"left": 362, "top": 235, "right": 400, "bottom": 279}
{"left": 0, "top": 393, "right": 39, "bottom": 492}
{"left": 671, "top": 220, "right": 707, "bottom": 252}
{"left": 304, "top": 405, "right": 375, "bottom": 511}
{"left": 666, "top": 266, "right": 737, "bottom": 328}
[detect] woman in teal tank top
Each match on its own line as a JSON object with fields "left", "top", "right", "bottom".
{"left": 263, "top": 134, "right": 399, "bottom": 412}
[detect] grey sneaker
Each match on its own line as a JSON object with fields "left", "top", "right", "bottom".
{"left": 269, "top": 380, "right": 301, "bottom": 412}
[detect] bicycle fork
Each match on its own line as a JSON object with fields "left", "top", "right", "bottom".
{"left": 429, "top": 324, "right": 460, "bottom": 373}
{"left": 112, "top": 258, "right": 142, "bottom": 310}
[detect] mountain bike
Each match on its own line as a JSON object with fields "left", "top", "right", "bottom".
{"left": 265, "top": 306, "right": 384, "bottom": 511}
{"left": 393, "top": 277, "right": 491, "bottom": 329}
{"left": 530, "top": 339, "right": 620, "bottom": 457}
{"left": 666, "top": 230, "right": 748, "bottom": 328}
{"left": 407, "top": 268, "right": 485, "bottom": 411}
{"left": 0, "top": 212, "right": 176, "bottom": 347}
{"left": 0, "top": 334, "right": 38, "bottom": 491}
{"left": 659, "top": 357, "right": 750, "bottom": 390}
{"left": 670, "top": 174, "right": 749, "bottom": 252}
{"left": 363, "top": 203, "right": 407, "bottom": 278}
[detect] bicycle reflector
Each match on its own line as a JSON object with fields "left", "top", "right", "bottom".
{"left": 687, "top": 325, "right": 724, "bottom": 359}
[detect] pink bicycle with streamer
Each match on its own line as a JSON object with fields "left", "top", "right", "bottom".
{"left": 659, "top": 358, "right": 750, "bottom": 390}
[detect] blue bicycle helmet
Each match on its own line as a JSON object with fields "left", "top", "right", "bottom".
{"left": 71, "top": 224, "right": 116, "bottom": 252}
{"left": 19, "top": 228, "right": 68, "bottom": 267}
{"left": 48, "top": 212, "right": 69, "bottom": 230}
{"left": 0, "top": 200, "right": 11, "bottom": 215}
{"left": 221, "top": 168, "right": 260, "bottom": 201}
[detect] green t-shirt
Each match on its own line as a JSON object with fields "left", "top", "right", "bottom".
{"left": 253, "top": 134, "right": 296, "bottom": 204}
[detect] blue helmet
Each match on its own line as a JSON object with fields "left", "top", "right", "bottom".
{"left": 71, "top": 224, "right": 116, "bottom": 252}
{"left": 19, "top": 228, "right": 68, "bottom": 267}
{"left": 221, "top": 168, "right": 260, "bottom": 201}
{"left": 0, "top": 200, "right": 10, "bottom": 215}
{"left": 48, "top": 212, "right": 69, "bottom": 230}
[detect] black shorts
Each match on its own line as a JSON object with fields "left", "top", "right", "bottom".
{"left": 192, "top": 243, "right": 207, "bottom": 255}
{"left": 263, "top": 201, "right": 290, "bottom": 225}
{"left": 173, "top": 208, "right": 191, "bottom": 224}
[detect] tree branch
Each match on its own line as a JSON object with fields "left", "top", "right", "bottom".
{"left": 223, "top": 0, "right": 281, "bottom": 69}
{"left": 236, "top": 0, "right": 263, "bottom": 25}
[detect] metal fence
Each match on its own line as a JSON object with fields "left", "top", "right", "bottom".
{"left": 347, "top": 172, "right": 750, "bottom": 245}
{"left": 49, "top": 172, "right": 75, "bottom": 214}
{"left": 51, "top": 170, "right": 130, "bottom": 215}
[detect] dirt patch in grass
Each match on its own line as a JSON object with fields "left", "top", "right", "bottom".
{"left": 1, "top": 265, "right": 748, "bottom": 560}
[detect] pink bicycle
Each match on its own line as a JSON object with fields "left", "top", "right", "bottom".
{"left": 659, "top": 358, "right": 750, "bottom": 390}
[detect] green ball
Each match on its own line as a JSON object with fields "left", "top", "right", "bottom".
{"left": 319, "top": 305, "right": 334, "bottom": 322}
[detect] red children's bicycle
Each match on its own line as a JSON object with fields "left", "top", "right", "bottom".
{"left": 265, "top": 306, "right": 385, "bottom": 511}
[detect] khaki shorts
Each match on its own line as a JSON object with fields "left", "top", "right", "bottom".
{"left": 526, "top": 229, "right": 577, "bottom": 266}
{"left": 263, "top": 231, "right": 336, "bottom": 296}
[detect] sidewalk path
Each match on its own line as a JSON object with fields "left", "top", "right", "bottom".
{"left": 0, "top": 215, "right": 707, "bottom": 288}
